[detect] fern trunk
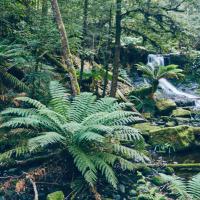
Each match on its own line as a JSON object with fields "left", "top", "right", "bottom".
{"left": 51, "top": 0, "right": 80, "bottom": 95}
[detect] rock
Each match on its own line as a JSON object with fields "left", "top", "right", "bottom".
{"left": 148, "top": 125, "right": 200, "bottom": 151}
{"left": 137, "top": 194, "right": 154, "bottom": 200}
{"left": 175, "top": 99, "right": 195, "bottom": 107}
{"left": 141, "top": 167, "right": 153, "bottom": 176}
{"left": 129, "top": 189, "right": 137, "bottom": 196}
{"left": 172, "top": 108, "right": 191, "bottom": 117}
{"left": 142, "top": 113, "right": 152, "bottom": 119}
{"left": 119, "top": 184, "right": 126, "bottom": 193}
{"left": 165, "top": 121, "right": 176, "bottom": 127}
{"left": 151, "top": 175, "right": 166, "bottom": 186}
{"left": 137, "top": 179, "right": 146, "bottom": 184}
{"left": 113, "top": 194, "right": 121, "bottom": 200}
{"left": 133, "top": 122, "right": 161, "bottom": 135}
{"left": 156, "top": 99, "right": 176, "bottom": 115}
{"left": 129, "top": 86, "right": 153, "bottom": 98}
{"left": 175, "top": 117, "right": 191, "bottom": 125}
{"left": 47, "top": 191, "right": 65, "bottom": 200}
{"left": 165, "top": 167, "right": 175, "bottom": 175}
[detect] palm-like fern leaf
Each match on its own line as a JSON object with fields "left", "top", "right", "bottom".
{"left": 187, "top": 173, "right": 200, "bottom": 199}
{"left": 0, "top": 81, "right": 147, "bottom": 189}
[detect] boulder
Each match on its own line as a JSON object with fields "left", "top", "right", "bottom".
{"left": 133, "top": 122, "right": 161, "bottom": 136}
{"left": 142, "top": 112, "right": 152, "bottom": 119}
{"left": 172, "top": 108, "right": 191, "bottom": 117}
{"left": 47, "top": 191, "right": 65, "bottom": 200}
{"left": 156, "top": 99, "right": 176, "bottom": 115}
{"left": 129, "top": 86, "right": 153, "bottom": 98}
{"left": 149, "top": 125, "right": 200, "bottom": 151}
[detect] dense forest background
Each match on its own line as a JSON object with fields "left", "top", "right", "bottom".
{"left": 1, "top": 0, "right": 200, "bottom": 200}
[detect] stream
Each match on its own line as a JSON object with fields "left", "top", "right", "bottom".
{"left": 147, "top": 54, "right": 200, "bottom": 178}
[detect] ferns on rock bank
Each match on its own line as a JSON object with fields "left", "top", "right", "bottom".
{"left": 0, "top": 81, "right": 148, "bottom": 189}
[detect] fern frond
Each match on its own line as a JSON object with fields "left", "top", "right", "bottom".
{"left": 87, "top": 97, "right": 117, "bottom": 114}
{"left": 28, "top": 132, "right": 65, "bottom": 151}
{"left": 73, "top": 131, "right": 105, "bottom": 144}
{"left": 0, "top": 68, "right": 29, "bottom": 91}
{"left": 159, "top": 173, "right": 189, "bottom": 200}
{"left": 69, "top": 92, "right": 96, "bottom": 123}
{"left": 49, "top": 81, "right": 70, "bottom": 118}
{"left": 1, "top": 108, "right": 37, "bottom": 117}
{"left": 69, "top": 145, "right": 97, "bottom": 186}
{"left": 0, "top": 146, "right": 30, "bottom": 161}
{"left": 15, "top": 97, "right": 46, "bottom": 109}
{"left": 82, "top": 111, "right": 140, "bottom": 126}
{"left": 91, "top": 156, "right": 118, "bottom": 188}
{"left": 187, "top": 173, "right": 200, "bottom": 199}
{"left": 113, "top": 144, "right": 148, "bottom": 162}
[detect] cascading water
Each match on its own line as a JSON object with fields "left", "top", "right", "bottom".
{"left": 147, "top": 54, "right": 200, "bottom": 108}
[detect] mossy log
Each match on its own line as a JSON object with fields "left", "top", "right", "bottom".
{"left": 43, "top": 52, "right": 132, "bottom": 87}
{"left": 135, "top": 163, "right": 200, "bottom": 171}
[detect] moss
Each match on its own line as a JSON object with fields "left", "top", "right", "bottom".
{"left": 142, "top": 113, "right": 152, "bottom": 119}
{"left": 165, "top": 121, "right": 176, "bottom": 127}
{"left": 47, "top": 191, "right": 65, "bottom": 200}
{"left": 141, "top": 167, "right": 153, "bottom": 176}
{"left": 129, "top": 86, "right": 153, "bottom": 98}
{"left": 164, "top": 167, "right": 175, "bottom": 175}
{"left": 129, "top": 189, "right": 137, "bottom": 196}
{"left": 172, "top": 108, "right": 191, "bottom": 117}
{"left": 133, "top": 123, "right": 161, "bottom": 135}
{"left": 156, "top": 99, "right": 176, "bottom": 115}
{"left": 137, "top": 194, "right": 154, "bottom": 200}
{"left": 151, "top": 175, "right": 166, "bottom": 186}
{"left": 149, "top": 125, "right": 196, "bottom": 151}
{"left": 137, "top": 179, "right": 146, "bottom": 185}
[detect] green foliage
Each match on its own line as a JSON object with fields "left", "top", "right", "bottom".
{"left": 136, "top": 64, "right": 184, "bottom": 82}
{"left": 0, "top": 81, "right": 148, "bottom": 189}
{"left": 0, "top": 41, "right": 29, "bottom": 92}
{"left": 159, "top": 173, "right": 200, "bottom": 200}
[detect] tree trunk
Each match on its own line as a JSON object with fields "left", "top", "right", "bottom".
{"left": 42, "top": 0, "right": 48, "bottom": 17}
{"left": 110, "top": 0, "right": 122, "bottom": 97}
{"left": 80, "top": 0, "right": 89, "bottom": 88}
{"left": 102, "top": 5, "right": 113, "bottom": 97}
{"left": 51, "top": 0, "right": 80, "bottom": 95}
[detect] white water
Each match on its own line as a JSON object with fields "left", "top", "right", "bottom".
{"left": 147, "top": 54, "right": 200, "bottom": 108}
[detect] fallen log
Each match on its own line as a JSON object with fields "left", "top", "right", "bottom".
{"left": 42, "top": 52, "right": 133, "bottom": 87}
{"left": 135, "top": 163, "right": 200, "bottom": 171}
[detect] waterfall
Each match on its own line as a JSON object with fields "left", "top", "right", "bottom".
{"left": 147, "top": 54, "right": 200, "bottom": 108}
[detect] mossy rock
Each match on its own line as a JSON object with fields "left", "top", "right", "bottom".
{"left": 142, "top": 113, "right": 152, "bottom": 119}
{"left": 137, "top": 194, "right": 154, "bottom": 200}
{"left": 175, "top": 117, "right": 191, "bottom": 125}
{"left": 148, "top": 125, "right": 200, "bottom": 151}
{"left": 172, "top": 108, "right": 191, "bottom": 117}
{"left": 133, "top": 122, "right": 161, "bottom": 136}
{"left": 129, "top": 86, "right": 153, "bottom": 98}
{"left": 164, "top": 167, "right": 174, "bottom": 175}
{"left": 151, "top": 175, "right": 166, "bottom": 186}
{"left": 47, "top": 191, "right": 64, "bottom": 200}
{"left": 165, "top": 121, "right": 176, "bottom": 127}
{"left": 156, "top": 99, "right": 176, "bottom": 115}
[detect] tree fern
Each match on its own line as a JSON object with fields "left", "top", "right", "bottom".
{"left": 0, "top": 81, "right": 147, "bottom": 189}
{"left": 159, "top": 173, "right": 200, "bottom": 200}
{"left": 187, "top": 173, "right": 200, "bottom": 199}
{"left": 0, "top": 42, "right": 28, "bottom": 92}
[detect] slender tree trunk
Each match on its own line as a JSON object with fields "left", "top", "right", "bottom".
{"left": 51, "top": 0, "right": 80, "bottom": 95}
{"left": 102, "top": 5, "right": 113, "bottom": 97}
{"left": 110, "top": 0, "right": 122, "bottom": 97}
{"left": 42, "top": 0, "right": 48, "bottom": 17}
{"left": 80, "top": 0, "right": 89, "bottom": 88}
